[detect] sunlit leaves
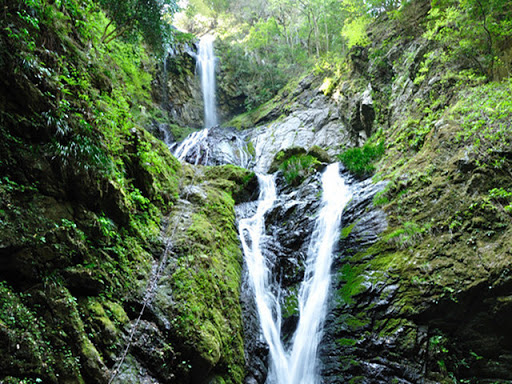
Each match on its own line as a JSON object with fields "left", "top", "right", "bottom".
{"left": 98, "top": 0, "right": 179, "bottom": 49}
{"left": 425, "top": 0, "right": 512, "bottom": 79}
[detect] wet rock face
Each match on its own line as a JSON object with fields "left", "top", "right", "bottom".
{"left": 156, "top": 42, "right": 204, "bottom": 128}
{"left": 208, "top": 76, "right": 376, "bottom": 174}
{"left": 246, "top": 95, "right": 350, "bottom": 173}
{"left": 317, "top": 127, "right": 512, "bottom": 382}
{"left": 267, "top": 174, "right": 324, "bottom": 287}
{"left": 206, "top": 126, "right": 253, "bottom": 169}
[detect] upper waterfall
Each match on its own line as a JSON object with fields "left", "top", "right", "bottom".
{"left": 197, "top": 35, "right": 218, "bottom": 128}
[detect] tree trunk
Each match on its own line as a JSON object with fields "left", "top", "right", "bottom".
{"left": 324, "top": 18, "right": 329, "bottom": 52}
{"left": 312, "top": 12, "right": 320, "bottom": 56}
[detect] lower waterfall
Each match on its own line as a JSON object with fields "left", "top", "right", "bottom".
{"left": 239, "top": 163, "right": 352, "bottom": 384}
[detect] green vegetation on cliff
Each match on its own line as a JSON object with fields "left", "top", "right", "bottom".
{"left": 311, "top": 1, "right": 512, "bottom": 382}
{"left": 162, "top": 164, "right": 255, "bottom": 383}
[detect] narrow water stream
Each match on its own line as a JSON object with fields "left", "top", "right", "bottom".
{"left": 240, "top": 164, "right": 352, "bottom": 384}
{"left": 197, "top": 34, "right": 218, "bottom": 128}
{"left": 171, "top": 35, "right": 217, "bottom": 163}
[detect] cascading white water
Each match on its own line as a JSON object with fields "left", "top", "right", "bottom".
{"left": 239, "top": 174, "right": 285, "bottom": 378}
{"left": 197, "top": 35, "right": 218, "bottom": 128}
{"left": 170, "top": 35, "right": 217, "bottom": 164}
{"left": 172, "top": 128, "right": 209, "bottom": 164}
{"left": 240, "top": 163, "right": 352, "bottom": 384}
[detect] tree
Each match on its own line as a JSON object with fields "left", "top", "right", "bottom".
{"left": 99, "top": 0, "right": 179, "bottom": 48}
{"left": 425, "top": 0, "right": 512, "bottom": 79}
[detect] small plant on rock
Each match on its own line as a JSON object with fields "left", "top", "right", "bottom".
{"left": 280, "top": 154, "right": 320, "bottom": 186}
{"left": 338, "top": 140, "right": 385, "bottom": 177}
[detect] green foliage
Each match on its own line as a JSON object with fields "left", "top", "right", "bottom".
{"left": 282, "top": 290, "right": 299, "bottom": 318}
{"left": 338, "top": 141, "right": 385, "bottom": 177}
{"left": 342, "top": 16, "right": 371, "bottom": 49}
{"left": 488, "top": 188, "right": 512, "bottom": 213}
{"left": 384, "top": 221, "right": 430, "bottom": 248}
{"left": 184, "top": 0, "right": 384, "bottom": 112}
{"left": 423, "top": 0, "right": 512, "bottom": 80}
{"left": 279, "top": 154, "right": 321, "bottom": 186}
{"left": 216, "top": 28, "right": 300, "bottom": 111}
{"left": 450, "top": 78, "right": 512, "bottom": 166}
{"left": 0, "top": 280, "right": 86, "bottom": 381}
{"left": 98, "top": 0, "right": 179, "bottom": 49}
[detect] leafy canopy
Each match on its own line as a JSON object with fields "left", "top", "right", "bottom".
{"left": 425, "top": 0, "right": 512, "bottom": 79}
{"left": 98, "top": 0, "right": 179, "bottom": 49}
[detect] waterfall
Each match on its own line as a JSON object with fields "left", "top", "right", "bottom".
{"left": 172, "top": 128, "right": 210, "bottom": 164}
{"left": 240, "top": 163, "right": 352, "bottom": 384}
{"left": 170, "top": 35, "right": 218, "bottom": 164}
{"left": 197, "top": 35, "right": 218, "bottom": 128}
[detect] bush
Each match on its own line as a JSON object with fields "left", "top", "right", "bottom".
{"left": 338, "top": 141, "right": 385, "bottom": 177}
{"left": 280, "top": 154, "right": 320, "bottom": 186}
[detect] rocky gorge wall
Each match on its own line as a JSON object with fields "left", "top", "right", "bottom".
{"left": 2, "top": 0, "right": 512, "bottom": 383}
{"left": 0, "top": 2, "right": 255, "bottom": 383}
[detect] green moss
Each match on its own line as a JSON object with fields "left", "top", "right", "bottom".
{"left": 0, "top": 1, "right": 191, "bottom": 380}
{"left": 337, "top": 264, "right": 366, "bottom": 305}
{"left": 344, "top": 314, "right": 369, "bottom": 331}
{"left": 246, "top": 140, "right": 256, "bottom": 156}
{"left": 225, "top": 98, "right": 280, "bottom": 129}
{"left": 168, "top": 168, "right": 248, "bottom": 383}
{"left": 134, "top": 127, "right": 182, "bottom": 207}
{"left": 169, "top": 124, "right": 197, "bottom": 142}
{"left": 203, "top": 164, "right": 256, "bottom": 203}
{"left": 341, "top": 223, "right": 356, "bottom": 239}
{"left": 337, "top": 338, "right": 357, "bottom": 347}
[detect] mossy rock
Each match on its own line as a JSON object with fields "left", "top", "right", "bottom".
{"left": 163, "top": 165, "right": 249, "bottom": 383}
{"left": 268, "top": 147, "right": 308, "bottom": 173}
{"left": 269, "top": 147, "right": 327, "bottom": 186}
{"left": 308, "top": 145, "right": 332, "bottom": 163}
{"left": 128, "top": 126, "right": 182, "bottom": 208}
{"left": 269, "top": 146, "right": 331, "bottom": 175}
{"left": 203, "top": 164, "right": 258, "bottom": 203}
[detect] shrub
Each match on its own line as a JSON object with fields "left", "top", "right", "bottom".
{"left": 337, "top": 141, "right": 385, "bottom": 177}
{"left": 280, "top": 154, "right": 320, "bottom": 186}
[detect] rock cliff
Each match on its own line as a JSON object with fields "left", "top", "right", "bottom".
{"left": 2, "top": 0, "right": 512, "bottom": 383}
